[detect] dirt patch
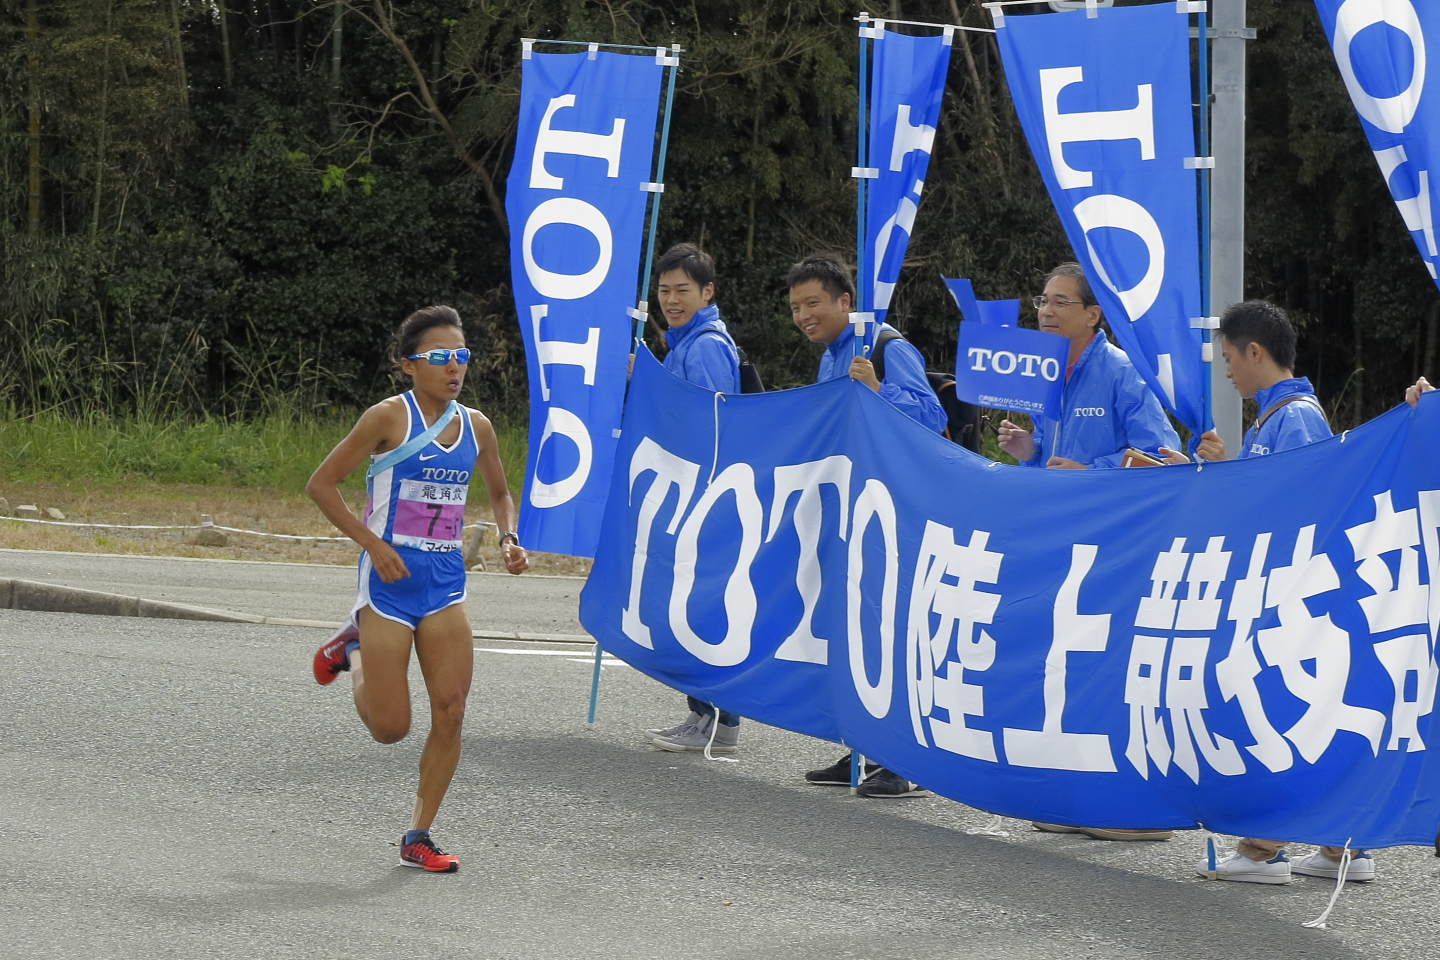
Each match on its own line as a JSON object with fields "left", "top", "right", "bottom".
{"left": 0, "top": 481, "right": 593, "bottom": 577}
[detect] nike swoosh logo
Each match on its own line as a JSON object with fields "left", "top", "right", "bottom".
{"left": 447, "top": 591, "right": 463, "bottom": 597}
{"left": 418, "top": 453, "right": 439, "bottom": 460}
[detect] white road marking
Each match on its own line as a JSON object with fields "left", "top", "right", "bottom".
{"left": 471, "top": 646, "right": 634, "bottom": 668}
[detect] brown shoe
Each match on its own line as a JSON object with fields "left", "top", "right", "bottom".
{"left": 1080, "top": 827, "right": 1174, "bottom": 841}
{"left": 1031, "top": 822, "right": 1085, "bottom": 834}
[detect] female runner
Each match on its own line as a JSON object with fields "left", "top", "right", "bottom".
{"left": 306, "top": 305, "right": 528, "bottom": 872}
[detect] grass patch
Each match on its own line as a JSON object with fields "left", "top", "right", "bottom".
{"left": 0, "top": 409, "right": 530, "bottom": 498}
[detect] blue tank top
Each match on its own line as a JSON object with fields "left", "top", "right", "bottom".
{"left": 364, "top": 392, "right": 478, "bottom": 553}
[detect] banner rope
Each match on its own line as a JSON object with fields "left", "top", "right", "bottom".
{"left": 708, "top": 391, "right": 727, "bottom": 486}
{"left": 850, "top": 14, "right": 995, "bottom": 35}
{"left": 1302, "top": 839, "right": 1354, "bottom": 929}
{"left": 702, "top": 705, "right": 739, "bottom": 763}
{"left": 964, "top": 813, "right": 1011, "bottom": 837}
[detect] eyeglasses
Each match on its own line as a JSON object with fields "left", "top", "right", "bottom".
{"left": 406, "top": 348, "right": 471, "bottom": 365}
{"left": 1031, "top": 295, "right": 1086, "bottom": 310}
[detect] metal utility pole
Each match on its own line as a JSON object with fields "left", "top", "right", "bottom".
{"left": 1207, "top": 0, "right": 1252, "bottom": 452}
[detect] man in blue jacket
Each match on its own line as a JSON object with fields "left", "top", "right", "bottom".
{"left": 1177, "top": 300, "right": 1330, "bottom": 463}
{"left": 787, "top": 254, "right": 943, "bottom": 799}
{"left": 1002, "top": 262, "right": 1182, "bottom": 843}
{"left": 644, "top": 243, "right": 744, "bottom": 755}
{"left": 1160, "top": 300, "right": 1370, "bottom": 885}
{"left": 997, "top": 263, "right": 1180, "bottom": 469}
{"left": 789, "top": 255, "right": 946, "bottom": 434}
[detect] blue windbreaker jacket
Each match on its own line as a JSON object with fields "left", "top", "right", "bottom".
{"left": 1239, "top": 377, "right": 1331, "bottom": 458}
{"left": 663, "top": 305, "right": 740, "bottom": 394}
{"left": 1023, "top": 329, "right": 1180, "bottom": 469}
{"left": 817, "top": 323, "right": 946, "bottom": 434}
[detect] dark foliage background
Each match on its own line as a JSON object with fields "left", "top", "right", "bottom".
{"left": 1, "top": 0, "right": 1435, "bottom": 426}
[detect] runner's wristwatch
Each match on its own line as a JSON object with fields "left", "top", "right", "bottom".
{"left": 500, "top": 532, "right": 520, "bottom": 548}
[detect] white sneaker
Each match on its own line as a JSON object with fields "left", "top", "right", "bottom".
{"left": 1292, "top": 849, "right": 1375, "bottom": 882}
{"left": 1196, "top": 851, "right": 1292, "bottom": 884}
{"left": 645, "top": 711, "right": 700, "bottom": 738}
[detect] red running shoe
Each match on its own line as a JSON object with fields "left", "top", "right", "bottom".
{"left": 400, "top": 834, "right": 460, "bottom": 873}
{"left": 312, "top": 635, "right": 355, "bottom": 685}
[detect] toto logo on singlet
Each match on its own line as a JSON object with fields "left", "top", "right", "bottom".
{"left": 420, "top": 467, "right": 471, "bottom": 483}
{"left": 1074, "top": 407, "right": 1107, "bottom": 417}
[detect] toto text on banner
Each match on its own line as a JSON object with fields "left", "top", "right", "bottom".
{"left": 581, "top": 354, "right": 1440, "bottom": 847}
{"left": 1315, "top": 0, "right": 1440, "bottom": 286}
{"left": 507, "top": 50, "right": 662, "bottom": 557}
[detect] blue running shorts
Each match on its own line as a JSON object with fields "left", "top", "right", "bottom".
{"left": 357, "top": 548, "right": 467, "bottom": 629}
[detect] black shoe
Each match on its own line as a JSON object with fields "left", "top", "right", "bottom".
{"left": 855, "top": 768, "right": 930, "bottom": 798}
{"left": 805, "top": 753, "right": 856, "bottom": 786}
{"left": 804, "top": 753, "right": 883, "bottom": 786}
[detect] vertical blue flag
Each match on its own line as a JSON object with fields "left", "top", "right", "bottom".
{"left": 1314, "top": 0, "right": 1440, "bottom": 286}
{"left": 507, "top": 51, "right": 662, "bottom": 558}
{"left": 864, "top": 25, "right": 954, "bottom": 330}
{"left": 942, "top": 276, "right": 981, "bottom": 322}
{"left": 994, "top": 5, "right": 1206, "bottom": 436}
{"left": 978, "top": 299, "right": 1021, "bottom": 326}
{"left": 943, "top": 276, "right": 1020, "bottom": 326}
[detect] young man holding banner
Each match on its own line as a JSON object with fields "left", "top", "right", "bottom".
{"left": 788, "top": 254, "right": 943, "bottom": 798}
{"left": 1408, "top": 377, "right": 1435, "bottom": 406}
{"left": 643, "top": 243, "right": 746, "bottom": 755}
{"left": 997, "top": 264, "right": 1179, "bottom": 469}
{"left": 1155, "top": 300, "right": 1376, "bottom": 884}
{"left": 789, "top": 255, "right": 945, "bottom": 434}
{"left": 1163, "top": 300, "right": 1329, "bottom": 465}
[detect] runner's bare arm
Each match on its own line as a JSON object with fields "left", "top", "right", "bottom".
{"left": 307, "top": 399, "right": 412, "bottom": 582}
{"left": 471, "top": 410, "right": 528, "bottom": 575}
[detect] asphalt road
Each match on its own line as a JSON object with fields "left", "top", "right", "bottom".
{"left": 0, "top": 548, "right": 587, "bottom": 638}
{"left": 1, "top": 554, "right": 1437, "bottom": 959}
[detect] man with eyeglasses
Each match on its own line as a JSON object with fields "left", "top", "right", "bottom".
{"left": 996, "top": 263, "right": 1179, "bottom": 470}
{"left": 998, "top": 263, "right": 1183, "bottom": 843}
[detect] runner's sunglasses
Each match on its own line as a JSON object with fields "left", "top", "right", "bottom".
{"left": 406, "top": 348, "right": 471, "bottom": 365}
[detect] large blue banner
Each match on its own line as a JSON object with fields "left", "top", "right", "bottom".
{"left": 994, "top": 4, "right": 1206, "bottom": 436}
{"left": 1315, "top": 0, "right": 1440, "bottom": 286}
{"left": 581, "top": 353, "right": 1440, "bottom": 847}
{"left": 864, "top": 25, "right": 953, "bottom": 327}
{"left": 507, "top": 51, "right": 662, "bottom": 557}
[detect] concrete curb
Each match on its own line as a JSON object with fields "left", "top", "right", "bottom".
{"left": 0, "top": 577, "right": 594, "bottom": 644}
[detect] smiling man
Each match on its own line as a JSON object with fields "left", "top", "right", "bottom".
{"left": 996, "top": 262, "right": 1179, "bottom": 469}
{"left": 787, "top": 254, "right": 942, "bottom": 800}
{"left": 788, "top": 254, "right": 945, "bottom": 434}
{"left": 643, "top": 243, "right": 746, "bottom": 755}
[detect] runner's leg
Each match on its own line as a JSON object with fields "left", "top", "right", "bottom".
{"left": 353, "top": 606, "right": 415, "bottom": 744}
{"left": 410, "top": 602, "right": 473, "bottom": 830}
